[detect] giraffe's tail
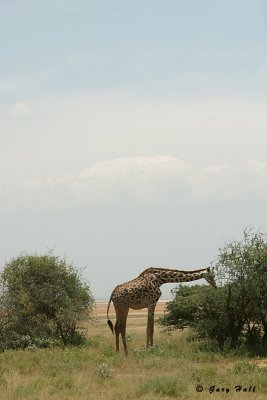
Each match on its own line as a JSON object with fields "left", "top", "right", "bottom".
{"left": 107, "top": 295, "right": 114, "bottom": 335}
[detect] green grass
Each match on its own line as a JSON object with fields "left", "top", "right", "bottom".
{"left": 0, "top": 314, "right": 266, "bottom": 399}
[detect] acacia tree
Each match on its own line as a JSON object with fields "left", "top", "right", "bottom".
{"left": 160, "top": 229, "right": 267, "bottom": 351}
{"left": 0, "top": 253, "right": 94, "bottom": 348}
{"left": 216, "top": 229, "right": 267, "bottom": 345}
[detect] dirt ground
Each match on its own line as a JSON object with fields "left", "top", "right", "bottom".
{"left": 93, "top": 300, "right": 167, "bottom": 318}
{"left": 257, "top": 358, "right": 267, "bottom": 368}
{"left": 86, "top": 300, "right": 168, "bottom": 338}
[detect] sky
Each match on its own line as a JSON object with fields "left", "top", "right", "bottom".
{"left": 1, "top": 0, "right": 267, "bottom": 300}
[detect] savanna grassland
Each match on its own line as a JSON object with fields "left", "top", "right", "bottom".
{"left": 0, "top": 301, "right": 267, "bottom": 400}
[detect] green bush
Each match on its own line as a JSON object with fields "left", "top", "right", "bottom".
{"left": 159, "top": 229, "right": 267, "bottom": 353}
{"left": 0, "top": 252, "right": 94, "bottom": 348}
{"left": 0, "top": 333, "right": 60, "bottom": 351}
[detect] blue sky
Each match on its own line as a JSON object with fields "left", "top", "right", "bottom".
{"left": 1, "top": 0, "right": 266, "bottom": 98}
{"left": 1, "top": 1, "right": 267, "bottom": 299}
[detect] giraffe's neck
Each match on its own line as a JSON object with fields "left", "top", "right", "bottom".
{"left": 142, "top": 267, "right": 207, "bottom": 285}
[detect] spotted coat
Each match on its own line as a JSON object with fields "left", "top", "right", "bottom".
{"left": 107, "top": 266, "right": 216, "bottom": 355}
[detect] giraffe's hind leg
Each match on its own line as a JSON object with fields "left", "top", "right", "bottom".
{"left": 114, "top": 319, "right": 120, "bottom": 352}
{"left": 120, "top": 311, "right": 129, "bottom": 355}
{"left": 114, "top": 307, "right": 129, "bottom": 355}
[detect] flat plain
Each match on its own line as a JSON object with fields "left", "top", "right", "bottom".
{"left": 0, "top": 301, "right": 266, "bottom": 400}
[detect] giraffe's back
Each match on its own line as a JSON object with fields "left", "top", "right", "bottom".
{"left": 111, "top": 277, "right": 161, "bottom": 310}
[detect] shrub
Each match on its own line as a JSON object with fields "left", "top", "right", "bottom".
{"left": 0, "top": 252, "right": 94, "bottom": 348}
{"left": 159, "top": 229, "right": 267, "bottom": 352}
{"left": 0, "top": 333, "right": 60, "bottom": 351}
{"left": 95, "top": 363, "right": 115, "bottom": 379}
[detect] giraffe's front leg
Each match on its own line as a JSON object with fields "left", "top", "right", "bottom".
{"left": 147, "top": 304, "right": 156, "bottom": 347}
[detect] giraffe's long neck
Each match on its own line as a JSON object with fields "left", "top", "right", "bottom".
{"left": 147, "top": 267, "right": 207, "bottom": 285}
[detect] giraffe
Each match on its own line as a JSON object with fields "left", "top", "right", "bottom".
{"left": 107, "top": 266, "right": 216, "bottom": 355}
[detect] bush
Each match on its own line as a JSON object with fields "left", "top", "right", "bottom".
{"left": 160, "top": 229, "right": 267, "bottom": 353}
{"left": 0, "top": 252, "right": 94, "bottom": 348}
{"left": 159, "top": 285, "right": 232, "bottom": 349}
{"left": 0, "top": 333, "right": 60, "bottom": 351}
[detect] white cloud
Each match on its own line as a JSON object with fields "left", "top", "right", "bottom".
{"left": 246, "top": 159, "right": 267, "bottom": 177}
{"left": 78, "top": 156, "right": 190, "bottom": 181}
{"left": 1, "top": 156, "right": 267, "bottom": 210}
{"left": 74, "top": 156, "right": 191, "bottom": 206}
{"left": 191, "top": 160, "right": 267, "bottom": 201}
{"left": 21, "top": 156, "right": 191, "bottom": 208}
{"left": 8, "top": 102, "right": 34, "bottom": 116}
{"left": 1, "top": 93, "right": 267, "bottom": 186}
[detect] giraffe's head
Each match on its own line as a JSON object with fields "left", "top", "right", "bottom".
{"left": 202, "top": 267, "right": 217, "bottom": 288}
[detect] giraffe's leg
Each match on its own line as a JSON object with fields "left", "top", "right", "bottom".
{"left": 147, "top": 304, "right": 156, "bottom": 347}
{"left": 146, "top": 318, "right": 152, "bottom": 347}
{"left": 120, "top": 311, "right": 129, "bottom": 356}
{"left": 114, "top": 319, "right": 120, "bottom": 352}
{"left": 114, "top": 307, "right": 129, "bottom": 354}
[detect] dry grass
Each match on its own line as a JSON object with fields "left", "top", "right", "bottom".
{"left": 0, "top": 301, "right": 266, "bottom": 399}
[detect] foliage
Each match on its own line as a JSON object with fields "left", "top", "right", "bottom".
{"left": 95, "top": 363, "right": 115, "bottom": 379}
{"left": 216, "top": 229, "right": 267, "bottom": 346}
{"left": 126, "top": 332, "right": 139, "bottom": 342}
{"left": 160, "top": 229, "right": 267, "bottom": 352}
{"left": 159, "top": 285, "right": 230, "bottom": 349}
{"left": 0, "top": 333, "right": 61, "bottom": 351}
{"left": 159, "top": 285, "right": 201, "bottom": 330}
{"left": 133, "top": 344, "right": 164, "bottom": 357}
{"left": 0, "top": 252, "right": 94, "bottom": 348}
